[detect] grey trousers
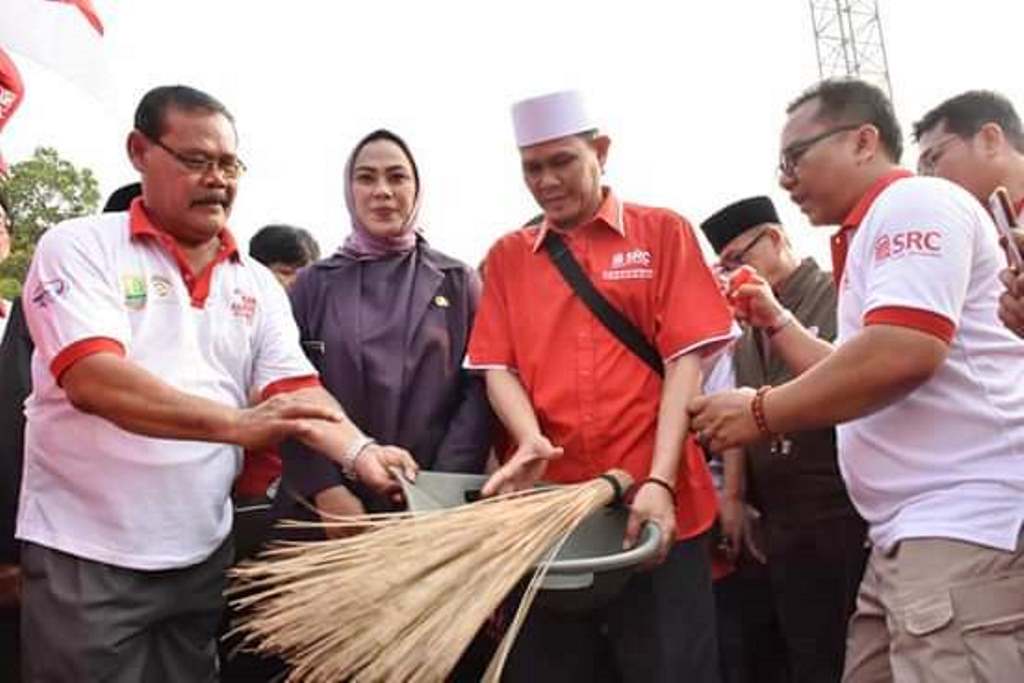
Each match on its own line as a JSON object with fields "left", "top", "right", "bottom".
{"left": 20, "top": 538, "right": 232, "bottom": 683}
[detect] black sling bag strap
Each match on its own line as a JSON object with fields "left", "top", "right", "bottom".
{"left": 542, "top": 232, "right": 665, "bottom": 377}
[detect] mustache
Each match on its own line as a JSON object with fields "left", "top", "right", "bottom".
{"left": 191, "top": 194, "right": 230, "bottom": 207}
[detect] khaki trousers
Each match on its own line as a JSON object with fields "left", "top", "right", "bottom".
{"left": 843, "top": 530, "right": 1024, "bottom": 682}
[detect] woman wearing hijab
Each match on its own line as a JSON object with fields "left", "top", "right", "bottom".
{"left": 272, "top": 129, "right": 493, "bottom": 526}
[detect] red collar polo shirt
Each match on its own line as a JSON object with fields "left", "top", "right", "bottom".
{"left": 468, "top": 190, "right": 736, "bottom": 541}
{"left": 18, "top": 198, "right": 319, "bottom": 570}
{"left": 832, "top": 171, "right": 1024, "bottom": 552}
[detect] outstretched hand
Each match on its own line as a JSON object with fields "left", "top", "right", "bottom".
{"left": 230, "top": 393, "right": 344, "bottom": 451}
{"left": 481, "top": 434, "right": 564, "bottom": 497}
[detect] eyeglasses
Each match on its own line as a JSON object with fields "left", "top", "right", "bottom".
{"left": 917, "top": 135, "right": 960, "bottom": 176}
{"left": 777, "top": 123, "right": 864, "bottom": 179}
{"left": 143, "top": 133, "right": 247, "bottom": 179}
{"left": 719, "top": 229, "right": 769, "bottom": 270}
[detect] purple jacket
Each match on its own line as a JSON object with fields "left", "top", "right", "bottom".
{"left": 273, "top": 241, "right": 493, "bottom": 520}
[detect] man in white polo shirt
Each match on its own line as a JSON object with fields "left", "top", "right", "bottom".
{"left": 690, "top": 79, "right": 1024, "bottom": 681}
{"left": 912, "top": 90, "right": 1024, "bottom": 339}
{"left": 18, "top": 85, "right": 417, "bottom": 682}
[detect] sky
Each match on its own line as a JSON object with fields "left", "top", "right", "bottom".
{"left": 3, "top": 0, "right": 1024, "bottom": 268}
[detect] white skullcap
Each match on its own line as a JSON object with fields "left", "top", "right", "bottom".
{"left": 511, "top": 90, "right": 597, "bottom": 148}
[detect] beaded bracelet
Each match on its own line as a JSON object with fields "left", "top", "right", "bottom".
{"left": 750, "top": 385, "right": 774, "bottom": 438}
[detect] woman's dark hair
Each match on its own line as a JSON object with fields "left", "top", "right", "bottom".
{"left": 351, "top": 129, "right": 419, "bottom": 189}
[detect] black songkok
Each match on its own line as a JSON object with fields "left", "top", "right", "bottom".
{"left": 700, "top": 196, "right": 781, "bottom": 254}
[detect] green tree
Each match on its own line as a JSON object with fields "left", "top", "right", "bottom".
{"left": 0, "top": 147, "right": 101, "bottom": 298}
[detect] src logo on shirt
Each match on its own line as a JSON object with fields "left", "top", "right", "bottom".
{"left": 873, "top": 230, "right": 942, "bottom": 263}
{"left": 603, "top": 248, "right": 654, "bottom": 281}
{"left": 229, "top": 289, "right": 258, "bottom": 324}
{"left": 30, "top": 279, "right": 68, "bottom": 307}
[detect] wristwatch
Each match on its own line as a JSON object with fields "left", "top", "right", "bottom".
{"left": 341, "top": 435, "right": 376, "bottom": 481}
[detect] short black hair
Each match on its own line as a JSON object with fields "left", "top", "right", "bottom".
{"left": 787, "top": 78, "right": 903, "bottom": 162}
{"left": 102, "top": 182, "right": 142, "bottom": 213}
{"left": 294, "top": 227, "right": 321, "bottom": 261}
{"left": 913, "top": 90, "right": 1024, "bottom": 153}
{"left": 351, "top": 129, "right": 419, "bottom": 189}
{"left": 134, "top": 85, "right": 235, "bottom": 141}
{"left": 249, "top": 224, "right": 315, "bottom": 267}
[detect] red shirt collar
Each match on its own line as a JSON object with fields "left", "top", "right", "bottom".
{"left": 830, "top": 169, "right": 914, "bottom": 287}
{"left": 1015, "top": 196, "right": 1024, "bottom": 221}
{"left": 531, "top": 188, "right": 625, "bottom": 253}
{"left": 128, "top": 197, "right": 240, "bottom": 261}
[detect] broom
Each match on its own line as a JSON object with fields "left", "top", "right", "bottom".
{"left": 227, "top": 469, "right": 633, "bottom": 682}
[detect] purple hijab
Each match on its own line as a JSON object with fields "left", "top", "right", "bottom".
{"left": 340, "top": 130, "right": 423, "bottom": 261}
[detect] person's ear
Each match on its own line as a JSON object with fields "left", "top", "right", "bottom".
{"left": 854, "top": 124, "right": 881, "bottom": 163}
{"left": 126, "top": 130, "right": 148, "bottom": 174}
{"left": 592, "top": 135, "right": 612, "bottom": 170}
{"left": 976, "top": 122, "right": 1005, "bottom": 158}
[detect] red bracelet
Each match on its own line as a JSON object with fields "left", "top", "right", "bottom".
{"left": 750, "top": 386, "right": 775, "bottom": 438}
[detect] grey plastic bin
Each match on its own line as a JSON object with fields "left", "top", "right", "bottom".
{"left": 401, "top": 471, "right": 661, "bottom": 612}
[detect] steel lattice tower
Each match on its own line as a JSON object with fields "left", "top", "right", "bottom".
{"left": 809, "top": 0, "right": 893, "bottom": 99}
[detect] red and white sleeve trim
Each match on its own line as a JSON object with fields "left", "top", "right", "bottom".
{"left": 664, "top": 328, "right": 739, "bottom": 363}
{"left": 260, "top": 375, "right": 322, "bottom": 401}
{"left": 863, "top": 306, "right": 956, "bottom": 344}
{"left": 51, "top": 337, "right": 126, "bottom": 384}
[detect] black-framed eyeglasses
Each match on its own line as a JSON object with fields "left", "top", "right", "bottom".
{"left": 143, "top": 133, "right": 247, "bottom": 179}
{"left": 777, "top": 123, "right": 863, "bottom": 178}
{"left": 719, "top": 229, "right": 769, "bottom": 270}
{"left": 917, "top": 135, "right": 960, "bottom": 176}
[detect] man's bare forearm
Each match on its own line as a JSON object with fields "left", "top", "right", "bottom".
{"left": 721, "top": 447, "right": 746, "bottom": 500}
{"left": 768, "top": 319, "right": 835, "bottom": 375}
{"left": 765, "top": 326, "right": 947, "bottom": 433}
{"left": 61, "top": 353, "right": 242, "bottom": 442}
{"left": 485, "top": 368, "right": 542, "bottom": 443}
{"left": 650, "top": 353, "right": 702, "bottom": 482}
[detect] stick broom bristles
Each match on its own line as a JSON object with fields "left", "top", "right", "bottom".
{"left": 228, "top": 470, "right": 632, "bottom": 682}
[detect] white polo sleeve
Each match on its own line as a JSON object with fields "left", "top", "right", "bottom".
{"left": 249, "top": 264, "right": 319, "bottom": 399}
{"left": 860, "top": 180, "right": 976, "bottom": 344}
{"left": 23, "top": 219, "right": 131, "bottom": 383}
{"left": 702, "top": 349, "right": 736, "bottom": 394}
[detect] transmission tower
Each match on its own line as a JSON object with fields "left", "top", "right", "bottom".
{"left": 809, "top": 0, "right": 893, "bottom": 99}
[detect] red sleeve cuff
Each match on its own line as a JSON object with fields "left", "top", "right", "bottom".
{"left": 260, "top": 374, "right": 321, "bottom": 400}
{"left": 51, "top": 337, "right": 126, "bottom": 384}
{"left": 864, "top": 306, "right": 955, "bottom": 344}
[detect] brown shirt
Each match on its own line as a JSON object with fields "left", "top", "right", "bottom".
{"left": 733, "top": 258, "right": 862, "bottom": 541}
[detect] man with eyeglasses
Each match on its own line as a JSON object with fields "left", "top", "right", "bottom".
{"left": 17, "top": 85, "right": 418, "bottom": 681}
{"left": 913, "top": 90, "right": 1024, "bottom": 339}
{"left": 699, "top": 196, "right": 865, "bottom": 683}
{"left": 691, "top": 78, "right": 1024, "bottom": 682}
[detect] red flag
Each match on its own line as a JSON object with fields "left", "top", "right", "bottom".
{"left": 0, "top": 0, "right": 112, "bottom": 102}
{"left": 50, "top": 0, "right": 105, "bottom": 36}
{"left": 0, "top": 48, "right": 25, "bottom": 130}
{"left": 0, "top": 47, "right": 26, "bottom": 174}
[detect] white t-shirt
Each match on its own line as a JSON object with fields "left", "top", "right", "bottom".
{"left": 18, "top": 204, "right": 317, "bottom": 569}
{"left": 838, "top": 175, "right": 1024, "bottom": 552}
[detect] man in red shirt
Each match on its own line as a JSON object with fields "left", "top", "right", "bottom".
{"left": 468, "top": 90, "right": 734, "bottom": 682}
{"left": 913, "top": 90, "right": 1024, "bottom": 338}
